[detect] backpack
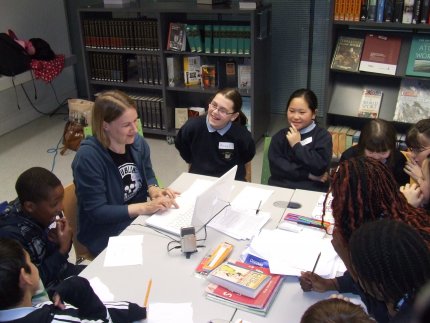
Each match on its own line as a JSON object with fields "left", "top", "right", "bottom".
{"left": 0, "top": 32, "right": 31, "bottom": 76}
{"left": 29, "top": 38, "right": 55, "bottom": 61}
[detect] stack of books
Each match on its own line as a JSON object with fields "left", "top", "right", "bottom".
{"left": 206, "top": 261, "right": 283, "bottom": 316}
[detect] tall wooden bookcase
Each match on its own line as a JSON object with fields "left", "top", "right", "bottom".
{"left": 78, "top": 2, "right": 271, "bottom": 142}
{"left": 325, "top": 0, "right": 430, "bottom": 133}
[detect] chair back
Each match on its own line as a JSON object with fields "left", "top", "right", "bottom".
{"left": 260, "top": 137, "right": 272, "bottom": 185}
{"left": 63, "top": 183, "right": 94, "bottom": 263}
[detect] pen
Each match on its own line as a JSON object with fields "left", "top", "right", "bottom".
{"left": 311, "top": 252, "right": 321, "bottom": 274}
{"left": 144, "top": 278, "right": 152, "bottom": 308}
{"left": 256, "top": 200, "right": 262, "bottom": 214}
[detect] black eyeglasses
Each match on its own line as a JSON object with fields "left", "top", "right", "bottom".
{"left": 209, "top": 101, "right": 236, "bottom": 117}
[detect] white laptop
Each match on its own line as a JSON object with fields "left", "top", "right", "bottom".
{"left": 145, "top": 165, "right": 238, "bottom": 236}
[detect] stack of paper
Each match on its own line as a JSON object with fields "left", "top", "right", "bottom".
{"left": 245, "top": 229, "right": 345, "bottom": 277}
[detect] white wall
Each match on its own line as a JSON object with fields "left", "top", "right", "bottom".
{"left": 0, "top": 0, "right": 77, "bottom": 135}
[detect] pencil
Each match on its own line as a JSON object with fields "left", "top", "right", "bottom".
{"left": 144, "top": 278, "right": 152, "bottom": 308}
{"left": 311, "top": 252, "right": 321, "bottom": 274}
{"left": 256, "top": 200, "right": 262, "bottom": 214}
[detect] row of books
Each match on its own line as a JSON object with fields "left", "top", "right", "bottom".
{"left": 334, "top": 0, "right": 430, "bottom": 24}
{"left": 167, "top": 55, "right": 252, "bottom": 90}
{"left": 328, "top": 125, "right": 407, "bottom": 159}
{"left": 166, "top": 22, "right": 251, "bottom": 55}
{"left": 331, "top": 33, "right": 430, "bottom": 78}
{"left": 82, "top": 18, "right": 159, "bottom": 50}
{"left": 128, "top": 94, "right": 165, "bottom": 130}
{"left": 135, "top": 54, "right": 162, "bottom": 85}
{"left": 89, "top": 53, "right": 127, "bottom": 82}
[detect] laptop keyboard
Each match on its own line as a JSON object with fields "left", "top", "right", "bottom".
{"left": 166, "top": 206, "right": 195, "bottom": 230}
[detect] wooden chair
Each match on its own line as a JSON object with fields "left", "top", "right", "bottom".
{"left": 260, "top": 137, "right": 272, "bottom": 185}
{"left": 63, "top": 183, "right": 94, "bottom": 264}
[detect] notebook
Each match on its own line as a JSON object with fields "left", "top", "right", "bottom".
{"left": 145, "top": 165, "right": 238, "bottom": 236}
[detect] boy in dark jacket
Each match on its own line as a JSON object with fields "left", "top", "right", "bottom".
{"left": 0, "top": 167, "right": 83, "bottom": 289}
{"left": 0, "top": 238, "right": 146, "bottom": 322}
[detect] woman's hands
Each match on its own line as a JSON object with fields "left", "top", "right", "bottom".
{"left": 299, "top": 272, "right": 339, "bottom": 292}
{"left": 404, "top": 159, "right": 424, "bottom": 183}
{"left": 400, "top": 183, "right": 424, "bottom": 207}
{"left": 128, "top": 186, "right": 179, "bottom": 217}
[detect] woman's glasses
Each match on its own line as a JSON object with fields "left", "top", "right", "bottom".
{"left": 209, "top": 101, "right": 235, "bottom": 117}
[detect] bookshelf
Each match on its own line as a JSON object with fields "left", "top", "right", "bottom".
{"left": 78, "top": 2, "right": 271, "bottom": 142}
{"left": 326, "top": 1, "right": 430, "bottom": 134}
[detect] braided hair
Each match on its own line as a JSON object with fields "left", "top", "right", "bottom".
{"left": 349, "top": 219, "right": 430, "bottom": 307}
{"left": 322, "top": 156, "right": 430, "bottom": 245}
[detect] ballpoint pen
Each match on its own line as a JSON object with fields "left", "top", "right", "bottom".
{"left": 311, "top": 252, "right": 321, "bottom": 274}
{"left": 256, "top": 200, "right": 262, "bottom": 214}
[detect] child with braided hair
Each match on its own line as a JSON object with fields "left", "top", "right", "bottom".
{"left": 348, "top": 219, "right": 430, "bottom": 322}
{"left": 300, "top": 156, "right": 430, "bottom": 322}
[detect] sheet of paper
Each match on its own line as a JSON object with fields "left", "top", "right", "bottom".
{"left": 148, "top": 303, "right": 193, "bottom": 323}
{"left": 311, "top": 193, "right": 334, "bottom": 223}
{"left": 230, "top": 186, "right": 274, "bottom": 211}
{"left": 88, "top": 277, "right": 114, "bottom": 301}
{"left": 208, "top": 207, "right": 270, "bottom": 240}
{"left": 249, "top": 229, "right": 343, "bottom": 277}
{"left": 104, "top": 235, "right": 144, "bottom": 267}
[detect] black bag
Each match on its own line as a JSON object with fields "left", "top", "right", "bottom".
{"left": 29, "top": 38, "right": 55, "bottom": 61}
{"left": 0, "top": 33, "right": 31, "bottom": 76}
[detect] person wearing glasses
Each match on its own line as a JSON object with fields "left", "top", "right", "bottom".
{"left": 174, "top": 88, "right": 255, "bottom": 182}
{"left": 401, "top": 119, "right": 430, "bottom": 208}
{"left": 268, "top": 88, "right": 332, "bottom": 192}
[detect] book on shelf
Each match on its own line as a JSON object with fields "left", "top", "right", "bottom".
{"left": 166, "top": 22, "right": 187, "bottom": 51}
{"left": 393, "top": 78, "right": 430, "bottom": 124}
{"left": 201, "top": 65, "right": 216, "bottom": 89}
{"left": 185, "top": 24, "right": 196, "bottom": 52}
{"left": 183, "top": 56, "right": 201, "bottom": 86}
{"left": 239, "top": 0, "right": 262, "bottom": 10}
{"left": 357, "top": 88, "right": 383, "bottom": 118}
{"left": 207, "top": 261, "right": 271, "bottom": 298}
{"left": 204, "top": 25, "right": 213, "bottom": 53}
{"left": 242, "top": 96, "right": 252, "bottom": 132}
{"left": 166, "top": 56, "right": 182, "bottom": 87}
{"left": 402, "top": 0, "right": 415, "bottom": 23}
{"left": 406, "top": 35, "right": 430, "bottom": 78}
{"left": 197, "top": 0, "right": 229, "bottom": 4}
{"left": 238, "top": 64, "right": 252, "bottom": 91}
{"left": 330, "top": 36, "right": 364, "bottom": 72}
{"left": 359, "top": 34, "right": 401, "bottom": 76}
{"left": 206, "top": 261, "right": 283, "bottom": 317}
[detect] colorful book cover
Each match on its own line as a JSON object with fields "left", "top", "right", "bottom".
{"left": 166, "top": 22, "right": 186, "bottom": 51}
{"left": 357, "top": 88, "right": 383, "bottom": 118}
{"left": 207, "top": 262, "right": 270, "bottom": 298}
{"left": 359, "top": 34, "right": 401, "bottom": 75}
{"left": 206, "top": 261, "right": 282, "bottom": 314}
{"left": 330, "top": 36, "right": 364, "bottom": 72}
{"left": 393, "top": 78, "right": 430, "bottom": 124}
{"left": 200, "top": 65, "right": 216, "bottom": 89}
{"left": 406, "top": 35, "right": 430, "bottom": 78}
{"left": 183, "top": 56, "right": 201, "bottom": 86}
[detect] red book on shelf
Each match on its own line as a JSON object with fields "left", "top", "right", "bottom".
{"left": 206, "top": 261, "right": 283, "bottom": 309}
{"left": 359, "top": 34, "right": 402, "bottom": 75}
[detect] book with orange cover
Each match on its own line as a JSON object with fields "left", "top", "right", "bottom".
{"left": 359, "top": 34, "right": 401, "bottom": 75}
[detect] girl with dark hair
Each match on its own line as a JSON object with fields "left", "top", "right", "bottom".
{"left": 300, "top": 157, "right": 430, "bottom": 322}
{"left": 340, "top": 118, "right": 408, "bottom": 186}
{"left": 174, "top": 88, "right": 255, "bottom": 182}
{"left": 349, "top": 219, "right": 430, "bottom": 322}
{"left": 268, "top": 88, "right": 332, "bottom": 191}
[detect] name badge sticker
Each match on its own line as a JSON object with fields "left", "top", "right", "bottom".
{"left": 219, "top": 142, "right": 234, "bottom": 150}
{"left": 300, "top": 137, "right": 313, "bottom": 146}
